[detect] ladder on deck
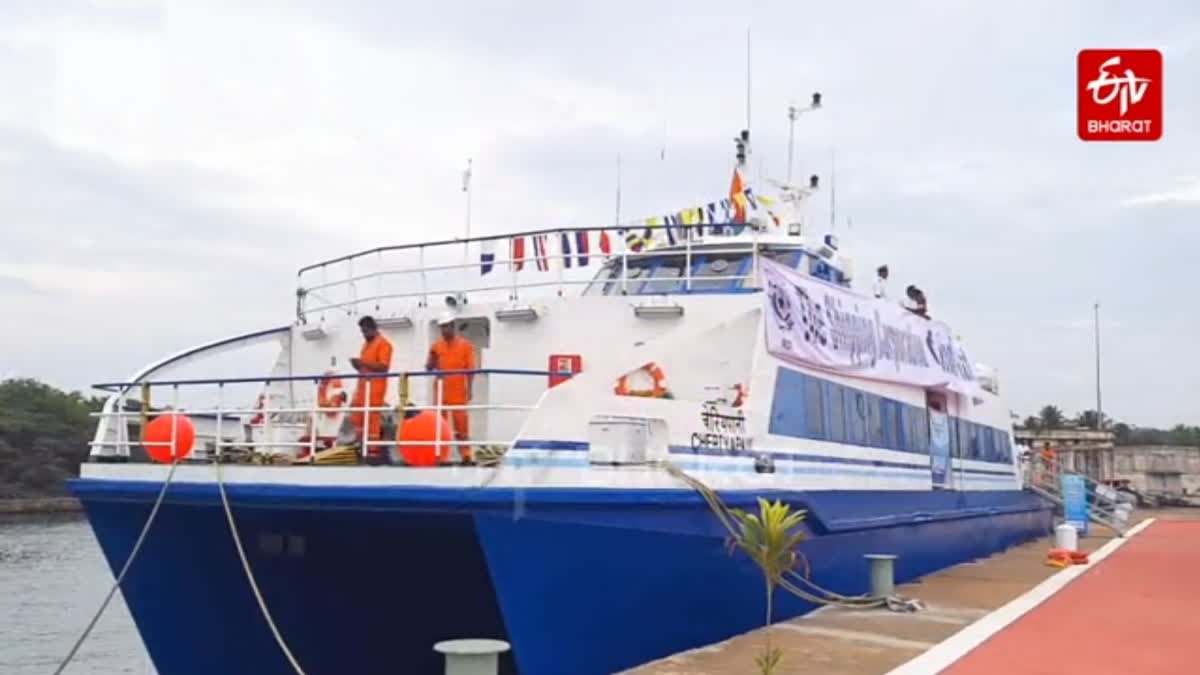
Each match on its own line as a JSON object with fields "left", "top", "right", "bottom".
{"left": 1022, "top": 452, "right": 1132, "bottom": 536}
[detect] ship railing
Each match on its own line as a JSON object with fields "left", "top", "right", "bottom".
{"left": 1021, "top": 450, "right": 1132, "bottom": 535}
{"left": 88, "top": 369, "right": 554, "bottom": 464}
{"left": 295, "top": 223, "right": 770, "bottom": 322}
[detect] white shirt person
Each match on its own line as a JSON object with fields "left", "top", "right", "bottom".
{"left": 873, "top": 265, "right": 889, "bottom": 299}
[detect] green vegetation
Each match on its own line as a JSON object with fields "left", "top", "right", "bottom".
{"left": 1018, "top": 405, "right": 1200, "bottom": 447}
{"left": 729, "top": 498, "right": 808, "bottom": 675}
{"left": 0, "top": 379, "right": 104, "bottom": 498}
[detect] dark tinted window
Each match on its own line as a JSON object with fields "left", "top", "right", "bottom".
{"left": 761, "top": 249, "right": 802, "bottom": 268}
{"left": 827, "top": 383, "right": 846, "bottom": 442}
{"left": 595, "top": 260, "right": 652, "bottom": 295}
{"left": 867, "top": 395, "right": 884, "bottom": 447}
{"left": 688, "top": 254, "right": 749, "bottom": 291}
{"left": 847, "top": 390, "right": 867, "bottom": 445}
{"left": 804, "top": 376, "right": 825, "bottom": 439}
{"left": 909, "top": 407, "right": 929, "bottom": 453}
{"left": 640, "top": 257, "right": 686, "bottom": 295}
{"left": 584, "top": 264, "right": 620, "bottom": 296}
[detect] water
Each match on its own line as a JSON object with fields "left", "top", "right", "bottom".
{"left": 0, "top": 514, "right": 153, "bottom": 674}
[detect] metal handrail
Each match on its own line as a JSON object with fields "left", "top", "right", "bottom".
{"left": 92, "top": 368, "right": 554, "bottom": 392}
{"left": 89, "top": 369, "right": 556, "bottom": 460}
{"left": 300, "top": 243, "right": 767, "bottom": 296}
{"left": 1023, "top": 451, "right": 1130, "bottom": 533}
{"left": 296, "top": 222, "right": 751, "bottom": 275}
{"left": 293, "top": 224, "right": 799, "bottom": 320}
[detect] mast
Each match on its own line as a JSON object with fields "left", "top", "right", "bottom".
{"left": 460, "top": 158, "right": 473, "bottom": 292}
{"left": 614, "top": 153, "right": 623, "bottom": 227}
{"left": 786, "top": 92, "right": 822, "bottom": 186}
{"left": 745, "top": 27, "right": 751, "bottom": 138}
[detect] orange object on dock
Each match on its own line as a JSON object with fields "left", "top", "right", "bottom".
{"left": 946, "top": 520, "right": 1200, "bottom": 675}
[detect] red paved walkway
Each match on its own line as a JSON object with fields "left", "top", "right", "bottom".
{"left": 945, "top": 520, "right": 1200, "bottom": 675}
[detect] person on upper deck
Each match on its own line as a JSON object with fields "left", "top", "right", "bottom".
{"left": 873, "top": 265, "right": 889, "bottom": 299}
{"left": 426, "top": 313, "right": 476, "bottom": 465}
{"left": 903, "top": 285, "right": 929, "bottom": 319}
{"left": 350, "top": 316, "right": 394, "bottom": 453}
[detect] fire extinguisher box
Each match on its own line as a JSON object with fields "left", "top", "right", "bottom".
{"left": 548, "top": 354, "right": 582, "bottom": 388}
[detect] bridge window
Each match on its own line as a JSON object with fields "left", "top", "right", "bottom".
{"left": 688, "top": 254, "right": 750, "bottom": 291}
{"left": 640, "top": 256, "right": 687, "bottom": 295}
{"left": 761, "top": 249, "right": 802, "bottom": 268}
{"left": 584, "top": 259, "right": 654, "bottom": 296}
{"left": 583, "top": 264, "right": 619, "bottom": 296}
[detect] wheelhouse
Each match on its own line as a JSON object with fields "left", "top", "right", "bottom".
{"left": 583, "top": 240, "right": 851, "bottom": 297}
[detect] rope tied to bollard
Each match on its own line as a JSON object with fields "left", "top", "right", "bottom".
{"left": 659, "top": 461, "right": 925, "bottom": 612}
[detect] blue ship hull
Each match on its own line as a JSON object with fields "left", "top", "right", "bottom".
{"left": 69, "top": 479, "right": 1052, "bottom": 675}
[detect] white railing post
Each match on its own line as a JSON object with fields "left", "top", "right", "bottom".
{"left": 320, "top": 264, "right": 328, "bottom": 324}
{"left": 263, "top": 382, "right": 273, "bottom": 456}
{"left": 376, "top": 250, "right": 384, "bottom": 313}
{"left": 556, "top": 229, "right": 565, "bottom": 297}
{"left": 620, "top": 244, "right": 628, "bottom": 295}
{"left": 347, "top": 258, "right": 357, "bottom": 315}
{"left": 750, "top": 222, "right": 761, "bottom": 289}
{"left": 170, "top": 385, "right": 180, "bottom": 462}
{"left": 216, "top": 383, "right": 224, "bottom": 462}
{"left": 115, "top": 391, "right": 128, "bottom": 457}
{"left": 509, "top": 242, "right": 519, "bottom": 301}
{"left": 310, "top": 377, "right": 319, "bottom": 460}
{"left": 434, "top": 378, "right": 444, "bottom": 464}
{"left": 364, "top": 377, "right": 373, "bottom": 458}
{"left": 419, "top": 246, "right": 429, "bottom": 308}
{"left": 684, "top": 225, "right": 693, "bottom": 291}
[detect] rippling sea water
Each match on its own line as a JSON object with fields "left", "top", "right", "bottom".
{"left": 0, "top": 514, "right": 153, "bottom": 674}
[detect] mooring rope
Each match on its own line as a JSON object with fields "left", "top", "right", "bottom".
{"left": 214, "top": 460, "right": 308, "bottom": 675}
{"left": 52, "top": 459, "right": 181, "bottom": 675}
{"left": 660, "top": 462, "right": 909, "bottom": 610}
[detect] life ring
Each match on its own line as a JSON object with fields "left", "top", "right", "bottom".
{"left": 317, "top": 374, "right": 347, "bottom": 418}
{"left": 614, "top": 362, "right": 670, "bottom": 398}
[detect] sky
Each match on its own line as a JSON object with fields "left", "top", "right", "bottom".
{"left": 0, "top": 0, "right": 1197, "bottom": 427}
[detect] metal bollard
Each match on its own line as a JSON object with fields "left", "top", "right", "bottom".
{"left": 433, "top": 639, "right": 511, "bottom": 675}
{"left": 864, "top": 554, "right": 897, "bottom": 598}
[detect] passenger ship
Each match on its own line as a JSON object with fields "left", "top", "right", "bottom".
{"left": 70, "top": 130, "right": 1050, "bottom": 675}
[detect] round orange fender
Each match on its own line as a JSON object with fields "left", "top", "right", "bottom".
{"left": 614, "top": 362, "right": 669, "bottom": 398}
{"left": 144, "top": 414, "right": 196, "bottom": 463}
{"left": 397, "top": 410, "right": 454, "bottom": 466}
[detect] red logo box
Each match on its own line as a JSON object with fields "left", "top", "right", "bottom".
{"left": 1078, "top": 49, "right": 1162, "bottom": 141}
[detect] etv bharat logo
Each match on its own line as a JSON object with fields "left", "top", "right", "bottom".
{"left": 1078, "top": 49, "right": 1162, "bottom": 141}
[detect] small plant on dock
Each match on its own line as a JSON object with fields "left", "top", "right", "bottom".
{"left": 729, "top": 498, "right": 808, "bottom": 675}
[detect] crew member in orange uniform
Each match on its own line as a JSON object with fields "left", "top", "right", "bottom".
{"left": 426, "top": 313, "right": 475, "bottom": 465}
{"left": 349, "top": 316, "right": 393, "bottom": 451}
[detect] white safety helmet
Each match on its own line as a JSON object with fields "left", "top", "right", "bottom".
{"left": 437, "top": 311, "right": 457, "bottom": 326}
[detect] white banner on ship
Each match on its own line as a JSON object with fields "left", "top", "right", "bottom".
{"left": 761, "top": 258, "right": 981, "bottom": 397}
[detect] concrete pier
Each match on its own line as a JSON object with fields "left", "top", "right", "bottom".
{"left": 625, "top": 510, "right": 1199, "bottom": 675}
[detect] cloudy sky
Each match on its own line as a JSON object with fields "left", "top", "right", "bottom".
{"left": 0, "top": 0, "right": 1196, "bottom": 427}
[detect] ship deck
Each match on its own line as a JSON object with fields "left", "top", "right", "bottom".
{"left": 626, "top": 509, "right": 1200, "bottom": 675}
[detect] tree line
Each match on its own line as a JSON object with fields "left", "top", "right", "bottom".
{"left": 1019, "top": 405, "right": 1200, "bottom": 447}
{"left": 0, "top": 378, "right": 105, "bottom": 499}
